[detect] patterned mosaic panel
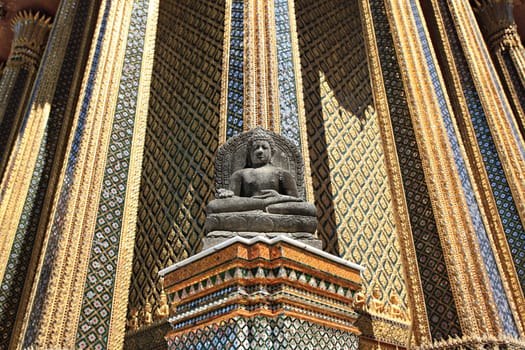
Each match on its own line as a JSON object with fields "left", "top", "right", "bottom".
{"left": 437, "top": 0, "right": 525, "bottom": 322}
{"left": 368, "top": 0, "right": 462, "bottom": 340}
{"left": 75, "top": 1, "right": 149, "bottom": 348}
{"left": 0, "top": 1, "right": 101, "bottom": 348}
{"left": 0, "top": 69, "right": 29, "bottom": 161}
{"left": 411, "top": 0, "right": 518, "bottom": 336}
{"left": 226, "top": 0, "right": 244, "bottom": 138}
{"left": 128, "top": 0, "right": 224, "bottom": 320}
{"left": 167, "top": 315, "right": 359, "bottom": 350}
{"left": 274, "top": 0, "right": 300, "bottom": 148}
{"left": 295, "top": 0, "right": 407, "bottom": 308}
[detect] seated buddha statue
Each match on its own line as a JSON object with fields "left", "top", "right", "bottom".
{"left": 203, "top": 127, "right": 319, "bottom": 248}
{"left": 206, "top": 131, "right": 315, "bottom": 216}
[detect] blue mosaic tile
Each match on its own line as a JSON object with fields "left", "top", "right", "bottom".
{"left": 14, "top": 1, "right": 107, "bottom": 347}
{"left": 167, "top": 315, "right": 359, "bottom": 350}
{"left": 463, "top": 7, "right": 525, "bottom": 155}
{"left": 75, "top": 1, "right": 149, "bottom": 348}
{"left": 226, "top": 0, "right": 244, "bottom": 138}
{"left": 275, "top": 0, "right": 301, "bottom": 149}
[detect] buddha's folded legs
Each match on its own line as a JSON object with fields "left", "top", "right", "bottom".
{"left": 266, "top": 202, "right": 317, "bottom": 216}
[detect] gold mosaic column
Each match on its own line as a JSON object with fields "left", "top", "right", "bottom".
{"left": 0, "top": 10, "right": 54, "bottom": 349}
{"left": 362, "top": 0, "right": 525, "bottom": 345}
{"left": 0, "top": 0, "right": 103, "bottom": 348}
{"left": 0, "top": 11, "right": 52, "bottom": 178}
{"left": 472, "top": 0, "right": 525, "bottom": 139}
{"left": 14, "top": 0, "right": 158, "bottom": 348}
{"left": 424, "top": 0, "right": 525, "bottom": 335}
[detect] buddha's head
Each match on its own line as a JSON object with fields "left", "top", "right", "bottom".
{"left": 247, "top": 129, "right": 276, "bottom": 167}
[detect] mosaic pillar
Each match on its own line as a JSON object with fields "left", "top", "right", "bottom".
{"left": 0, "top": 0, "right": 133, "bottom": 348}
{"left": 0, "top": 11, "right": 52, "bottom": 178}
{"left": 472, "top": 0, "right": 525, "bottom": 139}
{"left": 12, "top": 0, "right": 158, "bottom": 348}
{"left": 128, "top": 0, "right": 226, "bottom": 331}
{"left": 362, "top": 0, "right": 525, "bottom": 345}
{"left": 421, "top": 0, "right": 525, "bottom": 337}
{"left": 289, "top": 7, "right": 414, "bottom": 350}
{"left": 160, "top": 237, "right": 364, "bottom": 350}
{"left": 0, "top": 1, "right": 101, "bottom": 348}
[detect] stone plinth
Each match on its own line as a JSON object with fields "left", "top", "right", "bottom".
{"left": 159, "top": 236, "right": 364, "bottom": 349}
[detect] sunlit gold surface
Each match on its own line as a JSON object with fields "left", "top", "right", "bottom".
{"left": 1, "top": 0, "right": 525, "bottom": 348}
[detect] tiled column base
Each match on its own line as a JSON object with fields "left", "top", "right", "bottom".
{"left": 160, "top": 236, "right": 364, "bottom": 349}
{"left": 166, "top": 314, "right": 359, "bottom": 349}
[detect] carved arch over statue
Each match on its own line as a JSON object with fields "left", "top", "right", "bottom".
{"left": 214, "top": 127, "right": 306, "bottom": 198}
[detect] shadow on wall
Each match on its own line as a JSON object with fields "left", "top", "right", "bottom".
{"left": 295, "top": 0, "right": 373, "bottom": 256}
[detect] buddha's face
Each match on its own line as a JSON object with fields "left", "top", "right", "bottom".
{"left": 249, "top": 140, "right": 272, "bottom": 167}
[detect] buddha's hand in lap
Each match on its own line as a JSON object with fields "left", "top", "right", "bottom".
{"left": 217, "top": 188, "right": 235, "bottom": 198}
{"left": 252, "top": 189, "right": 281, "bottom": 199}
{"left": 253, "top": 189, "right": 303, "bottom": 205}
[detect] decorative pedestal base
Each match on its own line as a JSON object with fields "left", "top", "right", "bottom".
{"left": 159, "top": 236, "right": 364, "bottom": 349}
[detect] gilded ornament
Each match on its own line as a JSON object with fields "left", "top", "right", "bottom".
{"left": 155, "top": 279, "right": 170, "bottom": 321}
{"left": 386, "top": 293, "right": 406, "bottom": 321}
{"left": 127, "top": 308, "right": 139, "bottom": 331}
{"left": 367, "top": 286, "right": 385, "bottom": 314}
{"left": 353, "top": 287, "right": 366, "bottom": 311}
{"left": 142, "top": 301, "right": 153, "bottom": 326}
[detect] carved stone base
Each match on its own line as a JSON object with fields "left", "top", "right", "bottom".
{"left": 205, "top": 211, "right": 317, "bottom": 233}
{"left": 204, "top": 211, "right": 319, "bottom": 249}
{"left": 202, "top": 230, "right": 322, "bottom": 250}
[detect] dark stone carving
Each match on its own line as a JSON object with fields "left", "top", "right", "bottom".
{"left": 203, "top": 127, "right": 320, "bottom": 249}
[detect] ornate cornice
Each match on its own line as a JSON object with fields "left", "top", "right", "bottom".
{"left": 471, "top": 0, "right": 522, "bottom": 50}
{"left": 7, "top": 10, "right": 52, "bottom": 70}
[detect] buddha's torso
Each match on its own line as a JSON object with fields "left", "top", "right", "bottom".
{"left": 235, "top": 165, "right": 281, "bottom": 197}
